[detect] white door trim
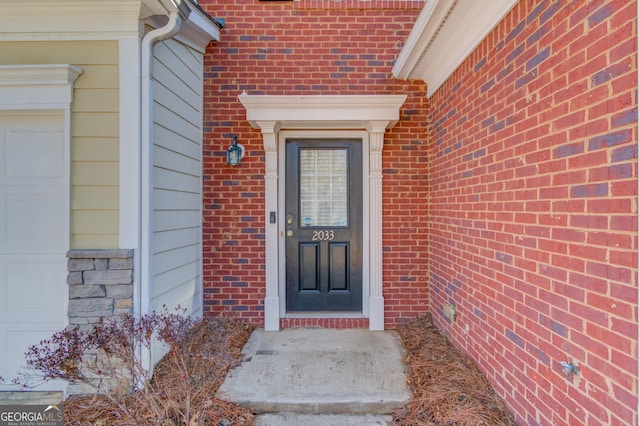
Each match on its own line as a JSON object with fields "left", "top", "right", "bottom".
{"left": 238, "top": 94, "right": 406, "bottom": 331}
{"left": 278, "top": 130, "right": 370, "bottom": 319}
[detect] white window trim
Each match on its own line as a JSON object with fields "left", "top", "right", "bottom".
{"left": 238, "top": 93, "right": 406, "bottom": 330}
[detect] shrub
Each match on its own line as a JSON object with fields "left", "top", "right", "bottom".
{"left": 17, "top": 310, "right": 254, "bottom": 425}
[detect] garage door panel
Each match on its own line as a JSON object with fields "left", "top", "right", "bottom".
{"left": 0, "top": 329, "right": 66, "bottom": 390}
{"left": 2, "top": 258, "right": 66, "bottom": 317}
{"left": 0, "top": 113, "right": 67, "bottom": 392}
{"left": 5, "top": 192, "right": 65, "bottom": 249}
{"left": 2, "top": 124, "right": 64, "bottom": 182}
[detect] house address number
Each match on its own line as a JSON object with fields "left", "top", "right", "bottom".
{"left": 312, "top": 230, "right": 335, "bottom": 241}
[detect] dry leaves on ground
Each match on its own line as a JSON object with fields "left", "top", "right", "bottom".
{"left": 64, "top": 314, "right": 516, "bottom": 425}
{"left": 393, "top": 314, "right": 517, "bottom": 426}
{"left": 63, "top": 317, "right": 254, "bottom": 425}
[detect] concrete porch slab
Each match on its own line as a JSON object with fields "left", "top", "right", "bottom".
{"left": 216, "top": 329, "right": 411, "bottom": 415}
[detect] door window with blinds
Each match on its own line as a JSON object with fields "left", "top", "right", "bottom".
{"left": 299, "top": 148, "right": 348, "bottom": 227}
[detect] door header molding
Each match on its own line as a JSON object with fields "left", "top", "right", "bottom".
{"left": 238, "top": 93, "right": 407, "bottom": 130}
{"left": 0, "top": 64, "right": 82, "bottom": 109}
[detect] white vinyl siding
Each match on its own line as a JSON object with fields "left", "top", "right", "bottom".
{"left": 150, "top": 38, "right": 204, "bottom": 318}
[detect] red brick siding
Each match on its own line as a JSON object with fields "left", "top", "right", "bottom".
{"left": 200, "top": 0, "right": 430, "bottom": 328}
{"left": 429, "top": 1, "right": 638, "bottom": 425}
{"left": 280, "top": 317, "right": 369, "bottom": 329}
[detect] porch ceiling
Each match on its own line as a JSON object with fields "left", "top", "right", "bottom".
{"left": 392, "top": 0, "right": 518, "bottom": 97}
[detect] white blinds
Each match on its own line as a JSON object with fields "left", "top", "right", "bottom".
{"left": 299, "top": 148, "right": 348, "bottom": 227}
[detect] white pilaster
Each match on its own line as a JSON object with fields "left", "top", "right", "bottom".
{"left": 257, "top": 121, "right": 281, "bottom": 331}
{"left": 367, "top": 121, "right": 388, "bottom": 330}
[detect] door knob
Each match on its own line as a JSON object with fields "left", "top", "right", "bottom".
{"left": 286, "top": 230, "right": 294, "bottom": 237}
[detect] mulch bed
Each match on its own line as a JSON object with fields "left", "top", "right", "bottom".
{"left": 63, "top": 315, "right": 515, "bottom": 425}
{"left": 63, "top": 318, "right": 255, "bottom": 425}
{"left": 393, "top": 314, "right": 517, "bottom": 425}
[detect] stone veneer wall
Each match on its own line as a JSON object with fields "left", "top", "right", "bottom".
{"left": 67, "top": 249, "right": 134, "bottom": 331}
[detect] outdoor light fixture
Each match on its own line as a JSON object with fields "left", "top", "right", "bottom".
{"left": 226, "top": 135, "right": 245, "bottom": 166}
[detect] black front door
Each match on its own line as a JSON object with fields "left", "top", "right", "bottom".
{"left": 285, "top": 139, "right": 363, "bottom": 312}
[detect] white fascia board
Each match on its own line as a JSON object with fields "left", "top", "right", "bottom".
{"left": 238, "top": 94, "right": 407, "bottom": 130}
{"left": 392, "top": 0, "right": 518, "bottom": 97}
{"left": 0, "top": 0, "right": 142, "bottom": 35}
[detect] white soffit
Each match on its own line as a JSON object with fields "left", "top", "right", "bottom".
{"left": 392, "top": 0, "right": 518, "bottom": 97}
{"left": 238, "top": 93, "right": 407, "bottom": 130}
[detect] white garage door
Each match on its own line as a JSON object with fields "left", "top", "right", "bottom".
{"left": 0, "top": 113, "right": 68, "bottom": 390}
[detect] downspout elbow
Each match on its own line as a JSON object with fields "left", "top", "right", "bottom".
{"left": 141, "top": 12, "right": 182, "bottom": 80}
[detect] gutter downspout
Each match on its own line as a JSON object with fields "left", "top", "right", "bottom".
{"left": 138, "top": 11, "right": 182, "bottom": 375}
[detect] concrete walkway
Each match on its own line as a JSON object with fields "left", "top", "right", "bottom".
{"left": 216, "top": 328, "right": 411, "bottom": 425}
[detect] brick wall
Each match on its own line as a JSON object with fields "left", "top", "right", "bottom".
{"left": 428, "top": 1, "right": 638, "bottom": 424}
{"left": 200, "top": 0, "right": 430, "bottom": 328}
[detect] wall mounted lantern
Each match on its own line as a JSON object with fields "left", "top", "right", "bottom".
{"left": 226, "top": 135, "right": 245, "bottom": 166}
